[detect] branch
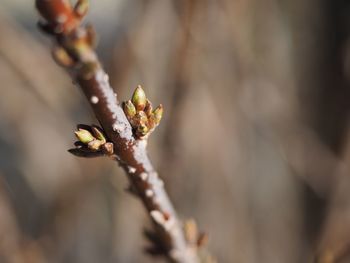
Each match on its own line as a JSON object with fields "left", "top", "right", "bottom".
{"left": 35, "top": 1, "right": 211, "bottom": 262}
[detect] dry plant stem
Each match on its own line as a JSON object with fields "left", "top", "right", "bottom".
{"left": 35, "top": 1, "right": 198, "bottom": 262}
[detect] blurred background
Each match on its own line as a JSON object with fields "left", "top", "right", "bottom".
{"left": 0, "top": 0, "right": 350, "bottom": 262}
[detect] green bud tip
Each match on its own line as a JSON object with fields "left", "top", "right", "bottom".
{"left": 153, "top": 104, "right": 163, "bottom": 124}
{"left": 137, "top": 124, "right": 149, "bottom": 136}
{"left": 123, "top": 100, "right": 136, "bottom": 118}
{"left": 132, "top": 85, "right": 147, "bottom": 111}
{"left": 86, "top": 24, "right": 97, "bottom": 47}
{"left": 91, "top": 126, "right": 106, "bottom": 143}
{"left": 52, "top": 47, "right": 74, "bottom": 67}
{"left": 74, "top": 0, "right": 89, "bottom": 18}
{"left": 75, "top": 129, "right": 94, "bottom": 144}
{"left": 144, "top": 99, "right": 153, "bottom": 116}
{"left": 184, "top": 219, "right": 198, "bottom": 244}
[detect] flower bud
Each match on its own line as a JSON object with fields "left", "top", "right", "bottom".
{"left": 152, "top": 104, "right": 163, "bottom": 125}
{"left": 132, "top": 85, "right": 147, "bottom": 111}
{"left": 74, "top": 0, "right": 89, "bottom": 18}
{"left": 91, "top": 126, "right": 106, "bottom": 143}
{"left": 52, "top": 46, "right": 75, "bottom": 67}
{"left": 144, "top": 99, "right": 153, "bottom": 116}
{"left": 123, "top": 100, "right": 136, "bottom": 118}
{"left": 75, "top": 129, "right": 94, "bottom": 144}
{"left": 86, "top": 24, "right": 97, "bottom": 48}
{"left": 184, "top": 219, "right": 198, "bottom": 244}
{"left": 137, "top": 124, "right": 149, "bottom": 137}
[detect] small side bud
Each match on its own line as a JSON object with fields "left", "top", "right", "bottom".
{"left": 184, "top": 219, "right": 198, "bottom": 244}
{"left": 86, "top": 24, "right": 98, "bottom": 48}
{"left": 123, "top": 100, "right": 136, "bottom": 118}
{"left": 102, "top": 142, "right": 114, "bottom": 155}
{"left": 74, "top": 0, "right": 89, "bottom": 18}
{"left": 52, "top": 46, "right": 75, "bottom": 67}
{"left": 144, "top": 99, "right": 153, "bottom": 116}
{"left": 135, "top": 111, "right": 148, "bottom": 125}
{"left": 91, "top": 126, "right": 106, "bottom": 143}
{"left": 75, "top": 129, "right": 94, "bottom": 144}
{"left": 197, "top": 233, "right": 209, "bottom": 248}
{"left": 71, "top": 124, "right": 114, "bottom": 157}
{"left": 137, "top": 124, "right": 149, "bottom": 137}
{"left": 132, "top": 85, "right": 147, "bottom": 111}
{"left": 151, "top": 104, "right": 163, "bottom": 125}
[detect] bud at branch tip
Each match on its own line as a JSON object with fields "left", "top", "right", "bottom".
{"left": 132, "top": 85, "right": 147, "bottom": 111}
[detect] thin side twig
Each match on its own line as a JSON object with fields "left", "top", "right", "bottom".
{"left": 35, "top": 0, "right": 202, "bottom": 262}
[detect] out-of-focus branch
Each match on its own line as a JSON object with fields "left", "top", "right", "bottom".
{"left": 35, "top": 0, "right": 207, "bottom": 262}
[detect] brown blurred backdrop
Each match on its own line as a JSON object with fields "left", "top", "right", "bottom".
{"left": 0, "top": 0, "right": 350, "bottom": 262}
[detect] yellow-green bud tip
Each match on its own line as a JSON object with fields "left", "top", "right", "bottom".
{"left": 184, "top": 219, "right": 198, "bottom": 244}
{"left": 153, "top": 104, "right": 163, "bottom": 124}
{"left": 91, "top": 126, "right": 106, "bottom": 143}
{"left": 74, "top": 0, "right": 89, "bottom": 18}
{"left": 144, "top": 99, "right": 153, "bottom": 116}
{"left": 52, "top": 47, "right": 74, "bottom": 67}
{"left": 123, "top": 100, "right": 136, "bottom": 118}
{"left": 137, "top": 124, "right": 149, "bottom": 136}
{"left": 132, "top": 85, "right": 147, "bottom": 111}
{"left": 75, "top": 129, "right": 94, "bottom": 144}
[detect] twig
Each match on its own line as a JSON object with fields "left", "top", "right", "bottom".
{"left": 35, "top": 1, "right": 205, "bottom": 262}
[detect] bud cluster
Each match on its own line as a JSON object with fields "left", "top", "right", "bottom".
{"left": 71, "top": 125, "right": 114, "bottom": 157}
{"left": 52, "top": 24, "right": 96, "bottom": 65}
{"left": 36, "top": 0, "right": 98, "bottom": 72}
{"left": 123, "top": 85, "right": 163, "bottom": 139}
